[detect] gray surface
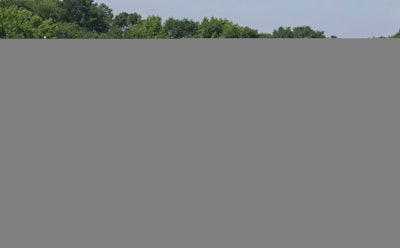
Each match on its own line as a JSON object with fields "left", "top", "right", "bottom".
{"left": 0, "top": 40, "right": 399, "bottom": 248}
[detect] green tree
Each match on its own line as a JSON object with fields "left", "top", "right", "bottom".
{"left": 51, "top": 21, "right": 98, "bottom": 38}
{"left": 272, "top": 26, "right": 294, "bottom": 38}
{"left": 51, "top": 21, "right": 81, "bottom": 38}
{"left": 195, "top": 17, "right": 260, "bottom": 38}
{"left": 0, "top": 5, "right": 56, "bottom": 38}
{"left": 86, "top": 3, "right": 113, "bottom": 33}
{"left": 113, "top": 12, "right": 141, "bottom": 30}
{"left": 292, "top": 26, "right": 325, "bottom": 38}
{"left": 58, "top": 0, "right": 92, "bottom": 26}
{"left": 239, "top": 26, "right": 259, "bottom": 38}
{"left": 105, "top": 12, "right": 141, "bottom": 38}
{"left": 163, "top": 17, "right": 198, "bottom": 38}
{"left": 25, "top": 0, "right": 60, "bottom": 20}
{"left": 0, "top": 1, "right": 339, "bottom": 39}
{"left": 58, "top": 0, "right": 112, "bottom": 33}
{"left": 221, "top": 23, "right": 242, "bottom": 38}
{"left": 125, "top": 15, "right": 165, "bottom": 39}
{"left": 0, "top": 0, "right": 28, "bottom": 9}
{"left": 272, "top": 26, "right": 326, "bottom": 38}
{"left": 36, "top": 18, "right": 59, "bottom": 38}
{"left": 195, "top": 17, "right": 232, "bottom": 38}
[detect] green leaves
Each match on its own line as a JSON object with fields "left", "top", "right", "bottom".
{"left": 272, "top": 26, "right": 326, "bottom": 38}
{"left": 0, "top": 5, "right": 45, "bottom": 38}
{"left": 196, "top": 17, "right": 228, "bottom": 38}
{"left": 52, "top": 22, "right": 99, "bottom": 39}
{"left": 57, "top": 0, "right": 113, "bottom": 33}
{"left": 194, "top": 17, "right": 260, "bottom": 38}
{"left": 163, "top": 17, "right": 198, "bottom": 39}
{"left": 0, "top": 1, "right": 340, "bottom": 39}
{"left": 105, "top": 12, "right": 142, "bottom": 38}
{"left": 125, "top": 15, "right": 164, "bottom": 39}
{"left": 272, "top": 26, "right": 294, "bottom": 38}
{"left": 293, "top": 26, "right": 325, "bottom": 38}
{"left": 25, "top": 0, "right": 60, "bottom": 20}
{"left": 0, "top": 0, "right": 28, "bottom": 9}
{"left": 113, "top": 12, "right": 141, "bottom": 30}
{"left": 239, "top": 26, "right": 259, "bottom": 38}
{"left": 35, "top": 18, "right": 58, "bottom": 38}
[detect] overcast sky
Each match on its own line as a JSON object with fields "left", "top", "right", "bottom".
{"left": 96, "top": 0, "right": 400, "bottom": 38}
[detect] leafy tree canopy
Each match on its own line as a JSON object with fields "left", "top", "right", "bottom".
{"left": 0, "top": 5, "right": 56, "bottom": 38}
{"left": 125, "top": 15, "right": 165, "bottom": 39}
{"left": 272, "top": 26, "right": 326, "bottom": 38}
{"left": 12, "top": 0, "right": 399, "bottom": 39}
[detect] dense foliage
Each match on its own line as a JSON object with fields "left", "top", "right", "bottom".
{"left": 0, "top": 0, "right": 398, "bottom": 39}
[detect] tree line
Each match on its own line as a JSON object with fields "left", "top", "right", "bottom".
{"left": 1, "top": 0, "right": 399, "bottom": 39}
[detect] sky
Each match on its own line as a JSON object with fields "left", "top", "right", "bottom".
{"left": 96, "top": 0, "right": 400, "bottom": 38}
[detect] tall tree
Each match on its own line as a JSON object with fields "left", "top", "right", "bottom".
{"left": 195, "top": 17, "right": 231, "bottom": 38}
{"left": 163, "top": 17, "right": 198, "bottom": 38}
{"left": 272, "top": 26, "right": 326, "bottom": 38}
{"left": 25, "top": 0, "right": 60, "bottom": 20}
{"left": 53, "top": 21, "right": 99, "bottom": 38}
{"left": 105, "top": 12, "right": 141, "bottom": 38}
{"left": 58, "top": 0, "right": 93, "bottom": 25}
{"left": 0, "top": 0, "right": 28, "bottom": 9}
{"left": 272, "top": 26, "right": 294, "bottom": 38}
{"left": 86, "top": 3, "right": 113, "bottom": 33}
{"left": 239, "top": 26, "right": 259, "bottom": 38}
{"left": 0, "top": 2, "right": 336, "bottom": 39}
{"left": 0, "top": 5, "right": 57, "bottom": 38}
{"left": 292, "top": 26, "right": 325, "bottom": 38}
{"left": 195, "top": 17, "right": 260, "bottom": 38}
{"left": 125, "top": 15, "right": 164, "bottom": 39}
{"left": 57, "top": 0, "right": 112, "bottom": 33}
{"left": 221, "top": 23, "right": 242, "bottom": 38}
{"left": 113, "top": 12, "right": 141, "bottom": 30}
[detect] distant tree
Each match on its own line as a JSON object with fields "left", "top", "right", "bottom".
{"left": 0, "top": 5, "right": 57, "bottom": 38}
{"left": 51, "top": 21, "right": 98, "bottom": 38}
{"left": 221, "top": 22, "right": 242, "bottom": 38}
{"left": 195, "top": 17, "right": 230, "bottom": 38}
{"left": 239, "top": 26, "right": 259, "bottom": 38}
{"left": 219, "top": 23, "right": 259, "bottom": 38}
{"left": 86, "top": 3, "right": 113, "bottom": 33}
{"left": 51, "top": 21, "right": 81, "bottom": 38}
{"left": 25, "top": 0, "right": 60, "bottom": 20}
{"left": 0, "top": 1, "right": 342, "bottom": 39}
{"left": 125, "top": 15, "right": 165, "bottom": 38}
{"left": 272, "top": 26, "right": 294, "bottom": 38}
{"left": 195, "top": 17, "right": 258, "bottom": 38}
{"left": 163, "top": 17, "right": 198, "bottom": 38}
{"left": 113, "top": 12, "right": 141, "bottom": 30}
{"left": 292, "top": 26, "right": 325, "bottom": 38}
{"left": 58, "top": 0, "right": 92, "bottom": 26}
{"left": 102, "top": 12, "right": 141, "bottom": 38}
{"left": 36, "top": 18, "right": 59, "bottom": 38}
{"left": 57, "top": 0, "right": 112, "bottom": 33}
{"left": 0, "top": 0, "right": 28, "bottom": 9}
{"left": 272, "top": 26, "right": 326, "bottom": 38}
